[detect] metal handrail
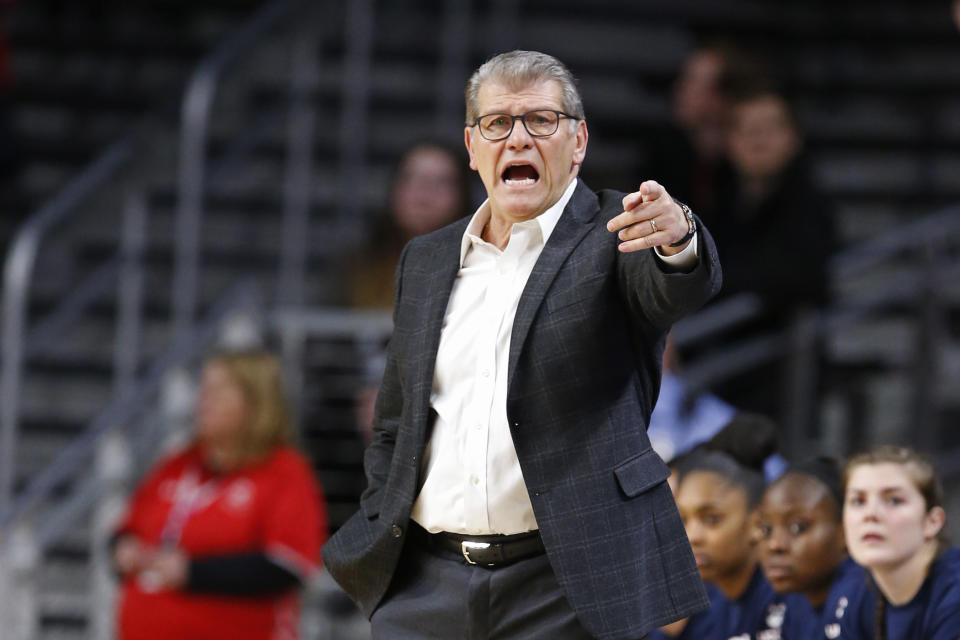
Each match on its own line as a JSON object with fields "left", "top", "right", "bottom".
{"left": 336, "top": 0, "right": 373, "bottom": 240}
{"left": 677, "top": 202, "right": 960, "bottom": 386}
{"left": 278, "top": 17, "right": 320, "bottom": 308}
{"left": 683, "top": 256, "right": 960, "bottom": 390}
{"left": 829, "top": 204, "right": 960, "bottom": 278}
{"left": 670, "top": 292, "right": 764, "bottom": 349}
{"left": 669, "top": 203, "right": 960, "bottom": 354}
{"left": 25, "top": 257, "right": 120, "bottom": 358}
{"left": 272, "top": 306, "right": 394, "bottom": 338}
{"left": 435, "top": 0, "right": 471, "bottom": 135}
{"left": 172, "top": 0, "right": 304, "bottom": 344}
{"left": 0, "top": 139, "right": 134, "bottom": 519}
{"left": 0, "top": 281, "right": 261, "bottom": 531}
{"left": 113, "top": 191, "right": 147, "bottom": 398}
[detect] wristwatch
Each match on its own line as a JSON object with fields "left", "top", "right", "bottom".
{"left": 669, "top": 201, "right": 697, "bottom": 248}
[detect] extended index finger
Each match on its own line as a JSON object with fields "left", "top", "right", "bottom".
{"left": 621, "top": 180, "right": 665, "bottom": 211}
{"left": 622, "top": 190, "right": 644, "bottom": 212}
{"left": 640, "top": 180, "right": 664, "bottom": 202}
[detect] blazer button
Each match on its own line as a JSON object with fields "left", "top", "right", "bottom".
{"left": 391, "top": 524, "right": 403, "bottom": 538}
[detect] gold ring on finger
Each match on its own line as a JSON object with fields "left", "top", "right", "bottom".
{"left": 649, "top": 219, "right": 658, "bottom": 234}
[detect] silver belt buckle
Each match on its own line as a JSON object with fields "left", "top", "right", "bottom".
{"left": 460, "top": 540, "right": 490, "bottom": 565}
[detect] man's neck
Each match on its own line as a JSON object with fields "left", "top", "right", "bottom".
{"left": 482, "top": 215, "right": 517, "bottom": 250}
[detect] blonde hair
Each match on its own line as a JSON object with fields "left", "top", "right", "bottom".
{"left": 204, "top": 350, "right": 294, "bottom": 463}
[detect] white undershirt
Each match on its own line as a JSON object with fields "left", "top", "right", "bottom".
{"left": 410, "top": 178, "right": 697, "bottom": 534}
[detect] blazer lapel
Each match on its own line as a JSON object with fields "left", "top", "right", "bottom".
{"left": 409, "top": 224, "right": 464, "bottom": 446}
{"left": 508, "top": 182, "right": 600, "bottom": 388}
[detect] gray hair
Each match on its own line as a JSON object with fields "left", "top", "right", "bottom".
{"left": 464, "top": 50, "right": 585, "bottom": 125}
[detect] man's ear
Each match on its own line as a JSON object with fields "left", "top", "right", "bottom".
{"left": 924, "top": 506, "right": 947, "bottom": 541}
{"left": 464, "top": 127, "right": 478, "bottom": 171}
{"left": 572, "top": 119, "right": 588, "bottom": 167}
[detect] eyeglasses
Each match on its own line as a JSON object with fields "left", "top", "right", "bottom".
{"left": 470, "top": 110, "right": 579, "bottom": 141}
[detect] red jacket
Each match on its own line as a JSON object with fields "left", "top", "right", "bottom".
{"left": 116, "top": 444, "right": 327, "bottom": 640}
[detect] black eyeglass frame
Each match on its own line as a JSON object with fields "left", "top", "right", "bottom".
{"left": 469, "top": 109, "right": 580, "bottom": 141}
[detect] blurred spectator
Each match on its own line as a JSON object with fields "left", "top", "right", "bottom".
{"left": 715, "top": 90, "right": 835, "bottom": 311}
{"left": 342, "top": 140, "right": 473, "bottom": 310}
{"left": 112, "top": 350, "right": 327, "bottom": 640}
{"left": 347, "top": 140, "right": 473, "bottom": 443}
{"left": 697, "top": 89, "right": 837, "bottom": 420}
{"left": 637, "top": 42, "right": 767, "bottom": 221}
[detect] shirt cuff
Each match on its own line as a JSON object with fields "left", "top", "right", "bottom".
{"left": 654, "top": 233, "right": 699, "bottom": 269}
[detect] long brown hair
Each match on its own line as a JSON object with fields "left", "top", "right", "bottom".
{"left": 203, "top": 349, "right": 294, "bottom": 464}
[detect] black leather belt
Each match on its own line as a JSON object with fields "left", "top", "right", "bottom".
{"left": 410, "top": 522, "right": 545, "bottom": 567}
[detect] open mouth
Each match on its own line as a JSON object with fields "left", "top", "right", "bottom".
{"left": 501, "top": 163, "right": 539, "bottom": 185}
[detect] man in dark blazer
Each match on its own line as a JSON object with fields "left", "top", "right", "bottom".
{"left": 322, "top": 50, "right": 723, "bottom": 640}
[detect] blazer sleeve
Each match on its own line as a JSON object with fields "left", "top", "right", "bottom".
{"left": 616, "top": 214, "right": 723, "bottom": 331}
{"left": 358, "top": 242, "right": 410, "bottom": 518}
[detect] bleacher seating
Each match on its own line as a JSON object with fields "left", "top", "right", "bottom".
{"left": 2, "top": 1, "right": 960, "bottom": 637}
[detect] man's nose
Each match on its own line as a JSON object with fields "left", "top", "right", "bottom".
{"left": 505, "top": 118, "right": 534, "bottom": 148}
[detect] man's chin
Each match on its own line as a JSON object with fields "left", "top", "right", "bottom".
{"left": 492, "top": 192, "right": 548, "bottom": 220}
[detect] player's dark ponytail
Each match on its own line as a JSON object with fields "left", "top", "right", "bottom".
{"left": 874, "top": 594, "right": 886, "bottom": 640}
{"left": 680, "top": 411, "right": 778, "bottom": 508}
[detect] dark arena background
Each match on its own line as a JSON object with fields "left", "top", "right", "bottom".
{"left": 0, "top": 1, "right": 959, "bottom": 638}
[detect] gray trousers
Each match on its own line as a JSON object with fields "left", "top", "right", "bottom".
{"left": 371, "top": 537, "right": 596, "bottom": 640}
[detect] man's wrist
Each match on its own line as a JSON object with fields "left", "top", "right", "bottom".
{"left": 669, "top": 201, "right": 697, "bottom": 248}
{"left": 655, "top": 234, "right": 698, "bottom": 271}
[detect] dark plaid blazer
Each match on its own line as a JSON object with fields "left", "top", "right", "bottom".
{"left": 322, "top": 181, "right": 722, "bottom": 640}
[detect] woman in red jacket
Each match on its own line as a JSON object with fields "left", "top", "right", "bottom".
{"left": 113, "top": 350, "right": 328, "bottom": 640}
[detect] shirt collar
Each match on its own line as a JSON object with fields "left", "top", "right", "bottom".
{"left": 459, "top": 177, "right": 579, "bottom": 266}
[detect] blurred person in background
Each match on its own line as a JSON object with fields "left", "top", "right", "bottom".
{"left": 757, "top": 456, "right": 862, "bottom": 639}
{"left": 112, "top": 350, "right": 327, "bottom": 640}
{"left": 638, "top": 41, "right": 767, "bottom": 222}
{"left": 833, "top": 445, "right": 960, "bottom": 639}
{"left": 347, "top": 140, "right": 474, "bottom": 445}
{"left": 717, "top": 89, "right": 835, "bottom": 309}
{"left": 654, "top": 413, "right": 780, "bottom": 638}
{"left": 702, "top": 88, "right": 836, "bottom": 421}
{"left": 343, "top": 140, "right": 473, "bottom": 310}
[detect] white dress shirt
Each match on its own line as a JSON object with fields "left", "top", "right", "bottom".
{"left": 410, "top": 178, "right": 697, "bottom": 535}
